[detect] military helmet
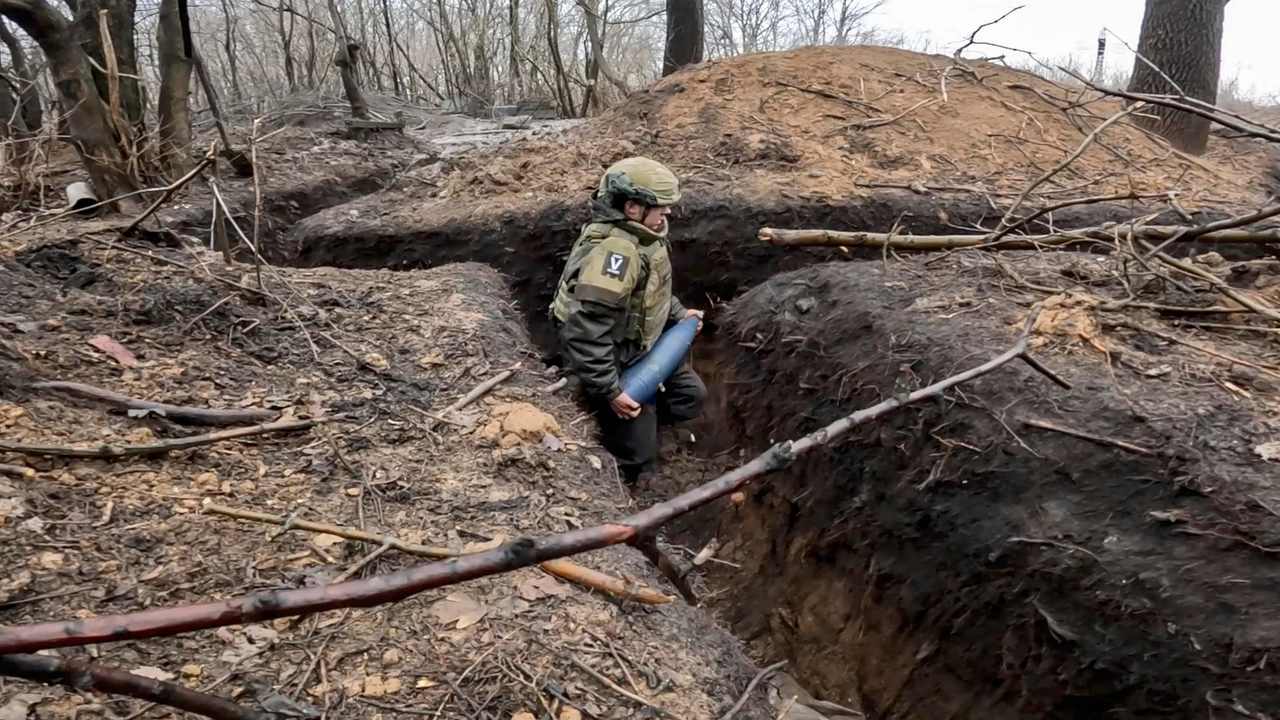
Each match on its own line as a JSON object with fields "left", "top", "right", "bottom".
{"left": 597, "top": 156, "right": 681, "bottom": 207}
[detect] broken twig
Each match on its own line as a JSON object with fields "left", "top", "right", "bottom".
{"left": 718, "top": 660, "right": 788, "bottom": 720}
{"left": 1020, "top": 417, "right": 1156, "bottom": 457}
{"left": 31, "top": 381, "right": 277, "bottom": 427}
{"left": 0, "top": 463, "right": 34, "bottom": 479}
{"left": 0, "top": 309, "right": 1062, "bottom": 654}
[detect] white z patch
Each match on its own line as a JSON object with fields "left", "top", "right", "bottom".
{"left": 603, "top": 252, "right": 629, "bottom": 279}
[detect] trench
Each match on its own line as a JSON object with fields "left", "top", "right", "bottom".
{"left": 238, "top": 181, "right": 1280, "bottom": 719}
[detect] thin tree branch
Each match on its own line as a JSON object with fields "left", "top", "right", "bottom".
{"left": 0, "top": 418, "right": 325, "bottom": 458}
{"left": 0, "top": 307, "right": 1060, "bottom": 654}
{"left": 31, "top": 381, "right": 277, "bottom": 426}
{"left": 0, "top": 653, "right": 270, "bottom": 720}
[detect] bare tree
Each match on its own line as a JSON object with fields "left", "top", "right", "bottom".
{"left": 663, "top": 0, "right": 703, "bottom": 76}
{"left": 0, "top": 0, "right": 139, "bottom": 206}
{"left": 156, "top": 0, "right": 194, "bottom": 174}
{"left": 327, "top": 0, "right": 368, "bottom": 117}
{"left": 1129, "top": 0, "right": 1230, "bottom": 154}
{"left": 67, "top": 0, "right": 144, "bottom": 128}
{"left": 0, "top": 18, "right": 41, "bottom": 134}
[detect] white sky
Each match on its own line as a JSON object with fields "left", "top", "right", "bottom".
{"left": 867, "top": 0, "right": 1280, "bottom": 100}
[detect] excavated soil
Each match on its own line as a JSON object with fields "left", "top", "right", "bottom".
{"left": 642, "top": 252, "right": 1280, "bottom": 719}
{"left": 283, "top": 44, "right": 1275, "bottom": 254}
{"left": 0, "top": 233, "right": 773, "bottom": 720}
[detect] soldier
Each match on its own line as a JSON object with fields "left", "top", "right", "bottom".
{"left": 549, "top": 156, "right": 706, "bottom": 485}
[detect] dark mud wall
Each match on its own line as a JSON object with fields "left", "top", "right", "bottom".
{"left": 284, "top": 189, "right": 1242, "bottom": 349}
{"left": 680, "top": 261, "right": 1280, "bottom": 719}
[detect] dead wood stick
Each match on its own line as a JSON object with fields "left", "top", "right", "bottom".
{"left": 758, "top": 224, "right": 1280, "bottom": 250}
{"left": 539, "top": 559, "right": 675, "bottom": 604}
{"left": 1113, "top": 322, "right": 1280, "bottom": 380}
{"left": 1065, "top": 71, "right": 1280, "bottom": 145}
{"left": 990, "top": 191, "right": 1170, "bottom": 243}
{"left": 0, "top": 653, "right": 269, "bottom": 720}
{"left": 0, "top": 463, "right": 34, "bottom": 478}
{"left": 30, "top": 381, "right": 277, "bottom": 427}
{"left": 445, "top": 363, "right": 520, "bottom": 415}
{"left": 123, "top": 152, "right": 216, "bottom": 235}
{"left": 1137, "top": 240, "right": 1280, "bottom": 322}
{"left": 0, "top": 310, "right": 1060, "bottom": 654}
{"left": 200, "top": 500, "right": 675, "bottom": 605}
{"left": 0, "top": 418, "right": 324, "bottom": 459}
{"left": 628, "top": 534, "right": 698, "bottom": 605}
{"left": 995, "top": 103, "right": 1143, "bottom": 233}
{"left": 566, "top": 654, "right": 687, "bottom": 720}
{"left": 718, "top": 660, "right": 788, "bottom": 720}
{"left": 1020, "top": 417, "right": 1156, "bottom": 457}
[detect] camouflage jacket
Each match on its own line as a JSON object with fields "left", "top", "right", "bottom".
{"left": 550, "top": 198, "right": 687, "bottom": 401}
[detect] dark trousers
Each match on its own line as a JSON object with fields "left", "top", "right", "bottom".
{"left": 584, "top": 360, "right": 706, "bottom": 482}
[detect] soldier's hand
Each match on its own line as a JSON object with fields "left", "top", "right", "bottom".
{"left": 683, "top": 308, "right": 704, "bottom": 334}
{"left": 611, "top": 392, "right": 642, "bottom": 419}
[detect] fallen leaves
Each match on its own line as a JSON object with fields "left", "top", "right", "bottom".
{"left": 88, "top": 335, "right": 139, "bottom": 368}
{"left": 361, "top": 675, "right": 402, "bottom": 697}
{"left": 131, "top": 666, "right": 176, "bottom": 681}
{"left": 429, "top": 591, "right": 488, "bottom": 629}
{"left": 516, "top": 573, "right": 572, "bottom": 602}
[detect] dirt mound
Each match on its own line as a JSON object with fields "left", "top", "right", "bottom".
{"left": 434, "top": 45, "right": 1270, "bottom": 210}
{"left": 0, "top": 237, "right": 772, "bottom": 719}
{"left": 647, "top": 251, "right": 1280, "bottom": 718}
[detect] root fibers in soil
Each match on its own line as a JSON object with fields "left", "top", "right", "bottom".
{"left": 675, "top": 258, "right": 1280, "bottom": 719}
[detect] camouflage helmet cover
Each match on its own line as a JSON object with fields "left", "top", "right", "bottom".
{"left": 597, "top": 156, "right": 681, "bottom": 207}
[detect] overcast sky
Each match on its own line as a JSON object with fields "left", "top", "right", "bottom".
{"left": 867, "top": 0, "right": 1280, "bottom": 101}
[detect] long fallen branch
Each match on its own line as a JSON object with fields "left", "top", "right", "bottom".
{"left": 0, "top": 418, "right": 325, "bottom": 459}
{"left": 0, "top": 308, "right": 1060, "bottom": 653}
{"left": 0, "top": 653, "right": 269, "bottom": 720}
{"left": 758, "top": 220, "right": 1280, "bottom": 250}
{"left": 31, "top": 381, "right": 278, "bottom": 427}
{"left": 200, "top": 501, "right": 676, "bottom": 605}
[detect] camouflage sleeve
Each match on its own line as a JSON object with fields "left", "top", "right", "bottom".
{"left": 667, "top": 294, "right": 688, "bottom": 325}
{"left": 560, "top": 239, "right": 640, "bottom": 400}
{"left": 562, "top": 299, "right": 626, "bottom": 400}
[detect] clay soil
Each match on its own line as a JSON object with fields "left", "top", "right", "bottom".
{"left": 0, "top": 228, "right": 771, "bottom": 719}
{"left": 283, "top": 44, "right": 1276, "bottom": 250}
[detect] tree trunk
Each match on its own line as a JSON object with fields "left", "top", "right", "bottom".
{"left": 155, "top": 0, "right": 193, "bottom": 176}
{"left": 69, "top": 0, "right": 143, "bottom": 129}
{"left": 1128, "top": 0, "right": 1228, "bottom": 155}
{"left": 215, "top": 0, "right": 241, "bottom": 101}
{"left": 663, "top": 0, "right": 703, "bottom": 77}
{"left": 275, "top": 0, "right": 296, "bottom": 91}
{"left": 326, "top": 0, "right": 368, "bottom": 118}
{"left": 507, "top": 0, "right": 522, "bottom": 99}
{"left": 379, "top": 0, "right": 400, "bottom": 94}
{"left": 0, "top": 76, "right": 18, "bottom": 136}
{"left": 579, "top": 0, "right": 629, "bottom": 96}
{"left": 0, "top": 0, "right": 139, "bottom": 207}
{"left": 0, "top": 18, "right": 42, "bottom": 133}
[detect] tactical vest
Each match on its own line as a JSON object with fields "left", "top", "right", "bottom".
{"left": 551, "top": 221, "right": 673, "bottom": 362}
